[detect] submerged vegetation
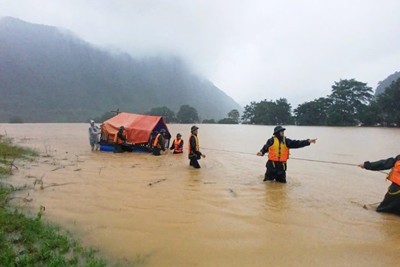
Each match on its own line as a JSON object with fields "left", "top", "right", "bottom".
{"left": 0, "top": 136, "right": 141, "bottom": 267}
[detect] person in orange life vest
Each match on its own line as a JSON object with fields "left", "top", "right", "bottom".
{"left": 358, "top": 155, "right": 400, "bottom": 216}
{"left": 113, "top": 126, "right": 127, "bottom": 153}
{"left": 188, "top": 125, "right": 206, "bottom": 169}
{"left": 257, "top": 125, "right": 317, "bottom": 183}
{"left": 152, "top": 129, "right": 166, "bottom": 156}
{"left": 170, "top": 133, "right": 184, "bottom": 154}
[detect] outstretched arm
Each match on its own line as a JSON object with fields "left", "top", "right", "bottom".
{"left": 257, "top": 138, "right": 273, "bottom": 156}
{"left": 358, "top": 155, "right": 400, "bottom": 171}
{"left": 286, "top": 138, "right": 316, "bottom": 149}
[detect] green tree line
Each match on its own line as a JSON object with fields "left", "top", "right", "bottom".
{"left": 91, "top": 78, "right": 399, "bottom": 127}
{"left": 241, "top": 78, "right": 400, "bottom": 127}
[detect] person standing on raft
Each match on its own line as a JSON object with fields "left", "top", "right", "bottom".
{"left": 358, "top": 155, "right": 400, "bottom": 216}
{"left": 257, "top": 125, "right": 317, "bottom": 183}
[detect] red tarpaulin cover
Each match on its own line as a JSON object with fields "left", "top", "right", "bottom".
{"left": 102, "top": 112, "right": 170, "bottom": 144}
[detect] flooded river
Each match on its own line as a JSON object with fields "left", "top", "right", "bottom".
{"left": 1, "top": 123, "right": 400, "bottom": 266}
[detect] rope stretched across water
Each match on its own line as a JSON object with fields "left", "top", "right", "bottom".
{"left": 202, "top": 147, "right": 388, "bottom": 174}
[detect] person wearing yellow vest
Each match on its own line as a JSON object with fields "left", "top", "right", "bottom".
{"left": 188, "top": 125, "right": 206, "bottom": 168}
{"left": 152, "top": 129, "right": 166, "bottom": 156}
{"left": 170, "top": 133, "right": 184, "bottom": 154}
{"left": 358, "top": 155, "right": 400, "bottom": 215}
{"left": 257, "top": 125, "right": 317, "bottom": 183}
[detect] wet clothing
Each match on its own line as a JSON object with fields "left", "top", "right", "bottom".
{"left": 170, "top": 138, "right": 184, "bottom": 154}
{"left": 363, "top": 155, "right": 400, "bottom": 215}
{"left": 114, "top": 129, "right": 127, "bottom": 153}
{"left": 189, "top": 134, "right": 202, "bottom": 168}
{"left": 88, "top": 125, "right": 100, "bottom": 150}
{"left": 259, "top": 136, "right": 311, "bottom": 183}
{"left": 152, "top": 133, "right": 165, "bottom": 156}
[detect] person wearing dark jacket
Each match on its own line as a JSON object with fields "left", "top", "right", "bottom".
{"left": 114, "top": 126, "right": 127, "bottom": 153}
{"left": 152, "top": 129, "right": 166, "bottom": 156}
{"left": 188, "top": 125, "right": 206, "bottom": 168}
{"left": 358, "top": 155, "right": 400, "bottom": 216}
{"left": 257, "top": 125, "right": 317, "bottom": 183}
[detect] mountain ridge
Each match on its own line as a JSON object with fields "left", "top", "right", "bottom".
{"left": 0, "top": 17, "right": 242, "bottom": 122}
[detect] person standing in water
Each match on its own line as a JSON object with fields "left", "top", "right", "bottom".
{"left": 88, "top": 120, "right": 101, "bottom": 151}
{"left": 152, "top": 129, "right": 167, "bottom": 156}
{"left": 188, "top": 125, "right": 206, "bottom": 168}
{"left": 170, "top": 133, "right": 184, "bottom": 154}
{"left": 114, "top": 126, "right": 127, "bottom": 153}
{"left": 358, "top": 155, "right": 400, "bottom": 216}
{"left": 257, "top": 125, "right": 317, "bottom": 183}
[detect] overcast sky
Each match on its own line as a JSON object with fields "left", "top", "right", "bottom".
{"left": 1, "top": 0, "right": 400, "bottom": 107}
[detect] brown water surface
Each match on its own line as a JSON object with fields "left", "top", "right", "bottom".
{"left": 1, "top": 123, "right": 400, "bottom": 266}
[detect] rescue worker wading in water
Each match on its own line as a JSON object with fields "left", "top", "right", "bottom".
{"left": 170, "top": 133, "right": 184, "bottom": 154}
{"left": 358, "top": 155, "right": 400, "bottom": 216}
{"left": 257, "top": 125, "right": 317, "bottom": 183}
{"left": 152, "top": 129, "right": 166, "bottom": 156}
{"left": 114, "top": 126, "right": 127, "bottom": 153}
{"left": 188, "top": 125, "right": 206, "bottom": 168}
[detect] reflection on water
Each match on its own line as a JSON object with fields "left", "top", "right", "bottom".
{"left": 2, "top": 123, "right": 400, "bottom": 267}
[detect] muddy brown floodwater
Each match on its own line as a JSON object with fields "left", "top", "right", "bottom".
{"left": 1, "top": 123, "right": 400, "bottom": 266}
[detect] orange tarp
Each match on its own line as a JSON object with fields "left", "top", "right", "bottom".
{"left": 102, "top": 112, "right": 170, "bottom": 144}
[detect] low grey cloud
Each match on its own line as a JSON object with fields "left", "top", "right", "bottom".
{"left": 2, "top": 0, "right": 400, "bottom": 107}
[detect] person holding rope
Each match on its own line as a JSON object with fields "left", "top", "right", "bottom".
{"left": 358, "top": 155, "right": 400, "bottom": 216}
{"left": 257, "top": 125, "right": 317, "bottom": 183}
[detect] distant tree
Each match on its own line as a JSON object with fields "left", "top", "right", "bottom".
{"left": 326, "top": 79, "right": 373, "bottom": 126}
{"left": 176, "top": 105, "right": 199, "bottom": 123}
{"left": 241, "top": 99, "right": 293, "bottom": 125}
{"left": 202, "top": 119, "right": 216, "bottom": 123}
{"left": 9, "top": 116, "right": 23, "bottom": 123}
{"left": 217, "top": 118, "right": 237, "bottom": 124}
{"left": 227, "top": 109, "right": 240, "bottom": 124}
{"left": 294, "top": 97, "right": 331, "bottom": 125}
{"left": 146, "top": 106, "right": 176, "bottom": 123}
{"left": 274, "top": 98, "right": 293, "bottom": 124}
{"left": 372, "top": 77, "right": 400, "bottom": 126}
{"left": 357, "top": 101, "right": 381, "bottom": 126}
{"left": 241, "top": 102, "right": 256, "bottom": 124}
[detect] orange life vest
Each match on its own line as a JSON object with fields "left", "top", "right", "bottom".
{"left": 188, "top": 134, "right": 199, "bottom": 156}
{"left": 173, "top": 139, "right": 183, "bottom": 153}
{"left": 113, "top": 130, "right": 126, "bottom": 144}
{"left": 387, "top": 161, "right": 400, "bottom": 186}
{"left": 153, "top": 133, "right": 162, "bottom": 148}
{"left": 268, "top": 136, "right": 289, "bottom": 162}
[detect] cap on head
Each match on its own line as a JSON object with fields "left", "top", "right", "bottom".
{"left": 191, "top": 125, "right": 199, "bottom": 132}
{"left": 90, "top": 120, "right": 95, "bottom": 124}
{"left": 273, "top": 125, "right": 286, "bottom": 135}
{"left": 119, "top": 126, "right": 125, "bottom": 129}
{"left": 176, "top": 133, "right": 182, "bottom": 137}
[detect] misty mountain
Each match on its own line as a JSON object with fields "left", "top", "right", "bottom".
{"left": 375, "top": 71, "right": 400, "bottom": 96}
{"left": 0, "top": 17, "right": 242, "bottom": 122}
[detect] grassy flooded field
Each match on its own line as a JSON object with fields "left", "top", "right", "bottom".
{"left": 0, "top": 135, "right": 137, "bottom": 267}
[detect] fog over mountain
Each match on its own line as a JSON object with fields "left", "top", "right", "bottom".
{"left": 0, "top": 17, "right": 242, "bottom": 122}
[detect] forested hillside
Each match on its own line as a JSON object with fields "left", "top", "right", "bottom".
{"left": 0, "top": 17, "right": 242, "bottom": 122}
